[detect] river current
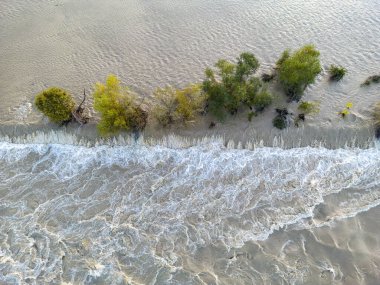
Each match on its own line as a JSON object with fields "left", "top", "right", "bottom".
{"left": 0, "top": 135, "right": 380, "bottom": 284}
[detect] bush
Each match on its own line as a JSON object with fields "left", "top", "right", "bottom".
{"left": 277, "top": 45, "right": 321, "bottom": 101}
{"left": 329, "top": 65, "right": 346, "bottom": 81}
{"left": 273, "top": 115, "right": 287, "bottom": 130}
{"left": 361, "top": 75, "right": 380, "bottom": 87}
{"left": 93, "top": 74, "right": 147, "bottom": 136}
{"left": 152, "top": 84, "right": 207, "bottom": 126}
{"left": 298, "top": 101, "right": 320, "bottom": 115}
{"left": 35, "top": 87, "right": 75, "bottom": 123}
{"left": 252, "top": 90, "right": 273, "bottom": 112}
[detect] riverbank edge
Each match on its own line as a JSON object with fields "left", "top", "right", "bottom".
{"left": 0, "top": 120, "right": 376, "bottom": 150}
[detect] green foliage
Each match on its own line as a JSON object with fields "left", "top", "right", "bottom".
{"left": 276, "top": 49, "right": 290, "bottom": 67}
{"left": 235, "top": 52, "right": 260, "bottom": 82}
{"left": 152, "top": 84, "right": 206, "bottom": 126}
{"left": 203, "top": 52, "right": 267, "bottom": 120}
{"left": 35, "top": 87, "right": 75, "bottom": 123}
{"left": 277, "top": 45, "right": 321, "bottom": 101}
{"left": 329, "top": 65, "right": 346, "bottom": 81}
{"left": 298, "top": 101, "right": 320, "bottom": 115}
{"left": 176, "top": 84, "right": 206, "bottom": 121}
{"left": 273, "top": 115, "right": 287, "bottom": 130}
{"left": 361, "top": 75, "right": 380, "bottom": 87}
{"left": 252, "top": 90, "right": 273, "bottom": 112}
{"left": 93, "top": 74, "right": 147, "bottom": 136}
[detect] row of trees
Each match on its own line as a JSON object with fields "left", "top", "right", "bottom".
{"left": 36, "top": 44, "right": 349, "bottom": 135}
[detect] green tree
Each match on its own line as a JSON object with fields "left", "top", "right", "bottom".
{"left": 235, "top": 52, "right": 260, "bottom": 82}
{"left": 277, "top": 45, "right": 321, "bottom": 101}
{"left": 35, "top": 87, "right": 75, "bottom": 123}
{"left": 252, "top": 90, "right": 273, "bottom": 112}
{"left": 202, "top": 52, "right": 262, "bottom": 120}
{"left": 176, "top": 84, "right": 206, "bottom": 121}
{"left": 93, "top": 75, "right": 147, "bottom": 136}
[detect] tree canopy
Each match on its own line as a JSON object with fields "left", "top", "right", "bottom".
{"left": 35, "top": 87, "right": 75, "bottom": 123}
{"left": 277, "top": 45, "right": 321, "bottom": 101}
{"left": 93, "top": 74, "right": 147, "bottom": 136}
{"left": 202, "top": 52, "right": 270, "bottom": 120}
{"left": 152, "top": 84, "right": 206, "bottom": 126}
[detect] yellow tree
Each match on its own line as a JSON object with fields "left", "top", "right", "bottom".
{"left": 93, "top": 75, "right": 147, "bottom": 136}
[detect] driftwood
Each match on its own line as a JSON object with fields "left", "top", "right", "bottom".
{"left": 72, "top": 89, "right": 89, "bottom": 125}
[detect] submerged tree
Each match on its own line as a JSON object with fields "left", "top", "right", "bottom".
{"left": 152, "top": 84, "right": 207, "bottom": 126}
{"left": 361, "top": 75, "right": 380, "bottom": 87}
{"left": 35, "top": 87, "right": 75, "bottom": 123}
{"left": 277, "top": 45, "right": 321, "bottom": 101}
{"left": 202, "top": 52, "right": 270, "bottom": 120}
{"left": 93, "top": 74, "right": 147, "bottom": 136}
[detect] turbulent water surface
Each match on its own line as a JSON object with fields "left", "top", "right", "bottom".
{"left": 0, "top": 138, "right": 380, "bottom": 284}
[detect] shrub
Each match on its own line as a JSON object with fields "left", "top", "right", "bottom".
{"left": 361, "top": 75, "right": 380, "bottom": 87}
{"left": 35, "top": 87, "right": 75, "bottom": 123}
{"left": 252, "top": 90, "right": 273, "bottom": 112}
{"left": 277, "top": 45, "right": 321, "bottom": 101}
{"left": 298, "top": 101, "right": 320, "bottom": 115}
{"left": 152, "top": 84, "right": 207, "bottom": 126}
{"left": 329, "top": 65, "right": 346, "bottom": 81}
{"left": 273, "top": 115, "right": 287, "bottom": 130}
{"left": 93, "top": 74, "right": 147, "bottom": 136}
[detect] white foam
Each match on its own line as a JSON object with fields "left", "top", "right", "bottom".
{"left": 0, "top": 138, "right": 379, "bottom": 283}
